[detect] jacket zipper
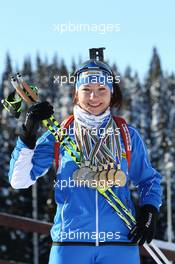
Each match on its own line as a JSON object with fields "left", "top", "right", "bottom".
{"left": 95, "top": 189, "right": 99, "bottom": 246}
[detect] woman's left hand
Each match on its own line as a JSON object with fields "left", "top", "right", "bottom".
{"left": 128, "top": 204, "right": 159, "bottom": 246}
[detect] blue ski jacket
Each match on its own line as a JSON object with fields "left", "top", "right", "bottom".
{"left": 8, "top": 120, "right": 162, "bottom": 245}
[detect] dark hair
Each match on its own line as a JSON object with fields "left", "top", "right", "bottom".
{"left": 110, "top": 75, "right": 123, "bottom": 109}
{"left": 72, "top": 77, "right": 123, "bottom": 110}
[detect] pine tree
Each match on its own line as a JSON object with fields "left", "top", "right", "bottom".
{"left": 22, "top": 56, "right": 33, "bottom": 82}
{"left": 0, "top": 55, "right": 34, "bottom": 262}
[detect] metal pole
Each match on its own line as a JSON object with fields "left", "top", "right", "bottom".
{"left": 32, "top": 183, "right": 39, "bottom": 264}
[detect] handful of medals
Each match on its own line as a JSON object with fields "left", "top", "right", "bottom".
{"left": 72, "top": 117, "right": 127, "bottom": 190}
{"left": 73, "top": 161, "right": 126, "bottom": 190}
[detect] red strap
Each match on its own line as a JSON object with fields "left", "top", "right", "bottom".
{"left": 54, "top": 141, "right": 60, "bottom": 170}
{"left": 113, "top": 116, "right": 131, "bottom": 168}
{"left": 54, "top": 115, "right": 74, "bottom": 170}
{"left": 61, "top": 114, "right": 74, "bottom": 128}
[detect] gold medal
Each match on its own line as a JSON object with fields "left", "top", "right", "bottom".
{"left": 107, "top": 169, "right": 116, "bottom": 186}
{"left": 114, "top": 170, "right": 126, "bottom": 187}
{"left": 94, "top": 172, "right": 100, "bottom": 184}
{"left": 85, "top": 171, "right": 97, "bottom": 188}
{"left": 103, "top": 164, "right": 108, "bottom": 170}
{"left": 98, "top": 170, "right": 108, "bottom": 190}
{"left": 109, "top": 162, "right": 114, "bottom": 169}
{"left": 98, "top": 165, "right": 103, "bottom": 172}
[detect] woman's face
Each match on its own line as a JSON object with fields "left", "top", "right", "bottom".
{"left": 76, "top": 83, "right": 111, "bottom": 115}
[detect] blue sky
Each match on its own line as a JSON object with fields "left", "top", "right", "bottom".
{"left": 0, "top": 0, "right": 175, "bottom": 82}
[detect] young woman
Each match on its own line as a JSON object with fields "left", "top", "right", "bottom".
{"left": 9, "top": 58, "right": 162, "bottom": 264}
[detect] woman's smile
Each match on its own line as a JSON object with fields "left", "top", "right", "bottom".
{"left": 88, "top": 103, "right": 102, "bottom": 108}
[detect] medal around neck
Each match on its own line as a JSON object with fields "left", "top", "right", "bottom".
{"left": 98, "top": 170, "right": 109, "bottom": 190}
{"left": 107, "top": 168, "right": 116, "bottom": 186}
{"left": 114, "top": 170, "right": 126, "bottom": 187}
{"left": 72, "top": 166, "right": 91, "bottom": 187}
{"left": 85, "top": 171, "right": 99, "bottom": 189}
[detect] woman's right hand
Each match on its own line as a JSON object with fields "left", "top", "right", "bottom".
{"left": 20, "top": 101, "right": 54, "bottom": 149}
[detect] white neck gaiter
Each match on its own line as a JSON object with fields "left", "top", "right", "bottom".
{"left": 73, "top": 105, "right": 111, "bottom": 129}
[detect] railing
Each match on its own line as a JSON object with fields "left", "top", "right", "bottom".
{"left": 0, "top": 261, "right": 26, "bottom": 264}
{"left": 0, "top": 212, "right": 175, "bottom": 263}
{"left": 0, "top": 212, "right": 52, "bottom": 235}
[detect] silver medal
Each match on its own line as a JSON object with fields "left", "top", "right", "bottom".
{"left": 73, "top": 167, "right": 91, "bottom": 187}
